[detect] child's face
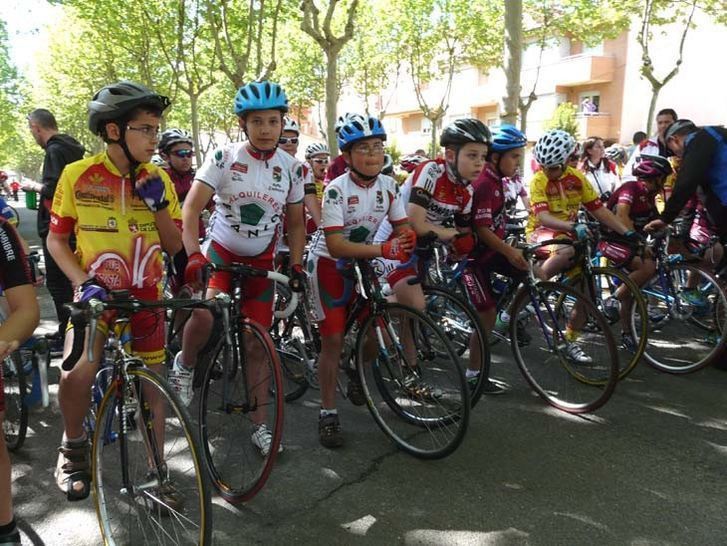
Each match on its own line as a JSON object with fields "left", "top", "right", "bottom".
{"left": 344, "top": 138, "right": 385, "bottom": 179}
{"left": 165, "top": 143, "right": 194, "bottom": 173}
{"left": 279, "top": 130, "right": 299, "bottom": 157}
{"left": 240, "top": 110, "right": 283, "bottom": 151}
{"left": 496, "top": 148, "right": 523, "bottom": 179}
{"left": 123, "top": 111, "right": 162, "bottom": 164}
{"left": 447, "top": 143, "right": 488, "bottom": 182}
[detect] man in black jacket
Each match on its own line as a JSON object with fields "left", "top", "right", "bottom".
{"left": 25, "top": 109, "right": 85, "bottom": 350}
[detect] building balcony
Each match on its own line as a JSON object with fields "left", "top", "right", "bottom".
{"left": 576, "top": 112, "right": 611, "bottom": 139}
{"left": 550, "top": 54, "right": 616, "bottom": 87}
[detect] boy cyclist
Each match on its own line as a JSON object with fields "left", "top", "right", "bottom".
{"left": 47, "top": 81, "right": 182, "bottom": 501}
{"left": 308, "top": 114, "right": 415, "bottom": 448}
{"left": 171, "top": 81, "right": 306, "bottom": 457}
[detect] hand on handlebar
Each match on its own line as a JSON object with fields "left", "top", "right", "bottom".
{"left": 622, "top": 229, "right": 644, "bottom": 243}
{"left": 573, "top": 223, "right": 590, "bottom": 241}
{"left": 0, "top": 339, "right": 19, "bottom": 361}
{"left": 644, "top": 219, "right": 667, "bottom": 233}
{"left": 289, "top": 263, "right": 307, "bottom": 293}
{"left": 78, "top": 278, "right": 109, "bottom": 303}
{"left": 506, "top": 246, "right": 529, "bottom": 271}
{"left": 382, "top": 228, "right": 417, "bottom": 261}
{"left": 449, "top": 231, "right": 477, "bottom": 256}
{"left": 184, "top": 252, "right": 209, "bottom": 288}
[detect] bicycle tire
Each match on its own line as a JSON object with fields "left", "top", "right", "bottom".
{"left": 2, "top": 351, "right": 27, "bottom": 452}
{"left": 638, "top": 263, "right": 727, "bottom": 374}
{"left": 510, "top": 281, "right": 619, "bottom": 413}
{"left": 565, "top": 266, "right": 649, "bottom": 381}
{"left": 199, "top": 319, "right": 284, "bottom": 503}
{"left": 423, "top": 285, "right": 490, "bottom": 407}
{"left": 92, "top": 366, "right": 212, "bottom": 545}
{"left": 355, "top": 302, "right": 470, "bottom": 459}
{"left": 271, "top": 284, "right": 312, "bottom": 401}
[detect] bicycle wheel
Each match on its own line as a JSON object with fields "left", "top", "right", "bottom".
{"left": 356, "top": 303, "right": 470, "bottom": 459}
{"left": 566, "top": 266, "right": 649, "bottom": 380}
{"left": 199, "top": 319, "right": 284, "bottom": 503}
{"left": 92, "top": 366, "right": 211, "bottom": 545}
{"left": 510, "top": 282, "right": 619, "bottom": 413}
{"left": 2, "top": 351, "right": 27, "bottom": 452}
{"left": 423, "top": 286, "right": 490, "bottom": 407}
{"left": 271, "top": 283, "right": 312, "bottom": 401}
{"left": 637, "top": 263, "right": 727, "bottom": 373}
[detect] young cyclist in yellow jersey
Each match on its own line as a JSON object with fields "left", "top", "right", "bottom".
{"left": 47, "top": 81, "right": 182, "bottom": 501}
{"left": 304, "top": 141, "right": 329, "bottom": 233}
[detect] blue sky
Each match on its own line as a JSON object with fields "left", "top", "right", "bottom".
{"left": 1, "top": 0, "right": 60, "bottom": 74}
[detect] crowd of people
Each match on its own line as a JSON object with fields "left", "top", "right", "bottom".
{"left": 1, "top": 76, "right": 726, "bottom": 545}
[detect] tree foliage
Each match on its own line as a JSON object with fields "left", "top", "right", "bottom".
{"left": 544, "top": 101, "right": 580, "bottom": 139}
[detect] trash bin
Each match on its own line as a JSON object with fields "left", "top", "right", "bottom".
{"left": 24, "top": 190, "right": 37, "bottom": 210}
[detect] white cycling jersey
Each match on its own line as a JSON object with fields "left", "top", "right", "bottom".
{"left": 197, "top": 143, "right": 305, "bottom": 257}
{"left": 310, "top": 172, "right": 408, "bottom": 260}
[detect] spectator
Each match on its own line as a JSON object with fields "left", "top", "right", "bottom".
{"left": 414, "top": 148, "right": 429, "bottom": 158}
{"left": 581, "top": 97, "right": 598, "bottom": 114}
{"left": 25, "top": 108, "right": 85, "bottom": 353}
{"left": 9, "top": 180, "right": 19, "bottom": 202}
{"left": 628, "top": 131, "right": 648, "bottom": 158}
{"left": 580, "top": 136, "right": 619, "bottom": 201}
{"left": 621, "top": 108, "right": 677, "bottom": 185}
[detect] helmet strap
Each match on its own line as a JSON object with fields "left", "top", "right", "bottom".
{"left": 445, "top": 147, "right": 464, "bottom": 184}
{"left": 108, "top": 125, "right": 140, "bottom": 185}
{"left": 349, "top": 164, "right": 379, "bottom": 184}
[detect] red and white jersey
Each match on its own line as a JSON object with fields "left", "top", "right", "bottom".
{"left": 197, "top": 143, "right": 305, "bottom": 257}
{"left": 408, "top": 158, "right": 473, "bottom": 227}
{"left": 311, "top": 172, "right": 408, "bottom": 260}
{"left": 620, "top": 136, "right": 666, "bottom": 185}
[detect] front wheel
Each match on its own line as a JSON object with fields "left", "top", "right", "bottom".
{"left": 510, "top": 281, "right": 619, "bottom": 413}
{"left": 356, "top": 303, "right": 470, "bottom": 459}
{"left": 199, "top": 319, "right": 284, "bottom": 503}
{"left": 92, "top": 366, "right": 212, "bottom": 545}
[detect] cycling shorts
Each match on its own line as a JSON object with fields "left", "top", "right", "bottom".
{"left": 528, "top": 227, "right": 575, "bottom": 260}
{"left": 685, "top": 217, "right": 715, "bottom": 257}
{"left": 307, "top": 255, "right": 357, "bottom": 337}
{"left": 67, "top": 285, "right": 166, "bottom": 367}
{"left": 205, "top": 240, "right": 275, "bottom": 329}
{"left": 467, "top": 253, "right": 525, "bottom": 312}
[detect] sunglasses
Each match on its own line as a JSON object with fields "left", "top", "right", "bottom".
{"left": 279, "top": 137, "right": 299, "bottom": 145}
{"left": 311, "top": 158, "right": 329, "bottom": 164}
{"left": 172, "top": 149, "right": 194, "bottom": 158}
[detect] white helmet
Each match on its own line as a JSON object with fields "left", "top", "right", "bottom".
{"left": 534, "top": 129, "right": 576, "bottom": 168}
{"left": 305, "top": 142, "right": 330, "bottom": 159}
{"left": 334, "top": 112, "right": 359, "bottom": 134}
{"left": 283, "top": 116, "right": 300, "bottom": 135}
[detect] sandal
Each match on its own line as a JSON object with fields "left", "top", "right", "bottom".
{"left": 55, "top": 437, "right": 91, "bottom": 501}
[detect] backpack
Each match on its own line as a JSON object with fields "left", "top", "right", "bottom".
{"left": 704, "top": 126, "right": 727, "bottom": 206}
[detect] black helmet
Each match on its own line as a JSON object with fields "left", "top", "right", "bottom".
{"left": 440, "top": 118, "right": 492, "bottom": 148}
{"left": 88, "top": 80, "right": 171, "bottom": 135}
{"left": 381, "top": 154, "right": 394, "bottom": 176}
{"left": 158, "top": 128, "right": 193, "bottom": 154}
{"left": 664, "top": 119, "right": 697, "bottom": 141}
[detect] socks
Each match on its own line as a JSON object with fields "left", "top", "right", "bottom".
{"left": 320, "top": 408, "right": 338, "bottom": 418}
{"left": 465, "top": 369, "right": 480, "bottom": 379}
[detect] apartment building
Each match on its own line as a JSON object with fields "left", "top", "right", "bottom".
{"left": 303, "top": 9, "right": 726, "bottom": 154}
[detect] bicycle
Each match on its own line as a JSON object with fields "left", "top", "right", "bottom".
{"left": 332, "top": 257, "right": 470, "bottom": 459}
{"left": 636, "top": 228, "right": 727, "bottom": 373}
{"left": 64, "top": 294, "right": 212, "bottom": 545}
{"left": 192, "top": 263, "right": 297, "bottom": 504}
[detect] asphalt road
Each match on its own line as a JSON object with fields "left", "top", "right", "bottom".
{"left": 8, "top": 196, "right": 727, "bottom": 545}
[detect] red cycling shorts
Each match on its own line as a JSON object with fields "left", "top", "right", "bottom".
{"left": 308, "top": 255, "right": 357, "bottom": 337}
{"left": 205, "top": 240, "right": 275, "bottom": 329}
{"left": 466, "top": 251, "right": 526, "bottom": 312}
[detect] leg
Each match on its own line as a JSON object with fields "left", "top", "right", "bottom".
{"left": 42, "top": 235, "right": 75, "bottom": 339}
{"left": 0, "top": 412, "right": 12, "bottom": 525}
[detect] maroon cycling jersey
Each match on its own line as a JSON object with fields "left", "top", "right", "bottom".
{"left": 0, "top": 217, "right": 32, "bottom": 290}
{"left": 607, "top": 180, "right": 658, "bottom": 231}
{"left": 471, "top": 163, "right": 507, "bottom": 239}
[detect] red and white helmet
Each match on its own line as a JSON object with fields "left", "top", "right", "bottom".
{"left": 399, "top": 154, "right": 428, "bottom": 173}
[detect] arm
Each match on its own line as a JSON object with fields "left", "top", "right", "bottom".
{"left": 303, "top": 193, "right": 321, "bottom": 227}
{"left": 286, "top": 202, "right": 306, "bottom": 266}
{"left": 0, "top": 284, "right": 40, "bottom": 360}
{"left": 615, "top": 203, "right": 635, "bottom": 231}
{"left": 325, "top": 232, "right": 389, "bottom": 260}
{"left": 47, "top": 230, "right": 89, "bottom": 286}
{"left": 153, "top": 208, "right": 182, "bottom": 255}
{"left": 182, "top": 181, "right": 215, "bottom": 256}
{"left": 537, "top": 211, "right": 574, "bottom": 232}
{"left": 37, "top": 145, "right": 66, "bottom": 200}
{"left": 591, "top": 206, "right": 630, "bottom": 235}
{"left": 407, "top": 202, "right": 458, "bottom": 241}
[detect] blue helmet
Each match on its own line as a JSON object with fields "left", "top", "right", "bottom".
{"left": 491, "top": 124, "right": 527, "bottom": 153}
{"left": 234, "top": 81, "right": 288, "bottom": 115}
{"left": 337, "top": 114, "right": 387, "bottom": 151}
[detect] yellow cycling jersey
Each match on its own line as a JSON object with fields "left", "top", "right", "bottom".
{"left": 526, "top": 166, "right": 602, "bottom": 234}
{"left": 50, "top": 152, "right": 181, "bottom": 291}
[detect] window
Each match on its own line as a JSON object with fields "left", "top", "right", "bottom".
{"left": 578, "top": 91, "right": 601, "bottom": 113}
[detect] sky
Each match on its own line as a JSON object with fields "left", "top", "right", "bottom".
{"left": 1, "top": 0, "right": 60, "bottom": 75}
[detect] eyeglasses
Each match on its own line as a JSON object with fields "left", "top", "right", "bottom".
{"left": 311, "top": 158, "right": 329, "bottom": 164}
{"left": 127, "top": 125, "right": 161, "bottom": 140}
{"left": 279, "top": 137, "right": 299, "bottom": 145}
{"left": 352, "top": 143, "right": 385, "bottom": 155}
{"left": 172, "top": 149, "right": 194, "bottom": 158}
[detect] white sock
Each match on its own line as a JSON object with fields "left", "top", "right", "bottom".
{"left": 465, "top": 369, "right": 480, "bottom": 379}
{"left": 320, "top": 408, "right": 338, "bottom": 417}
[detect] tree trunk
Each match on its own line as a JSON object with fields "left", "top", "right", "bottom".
{"left": 189, "top": 92, "right": 202, "bottom": 166}
{"left": 645, "top": 83, "right": 662, "bottom": 136}
{"left": 429, "top": 114, "right": 442, "bottom": 158}
{"left": 501, "top": 0, "right": 523, "bottom": 125}
{"left": 325, "top": 49, "right": 339, "bottom": 156}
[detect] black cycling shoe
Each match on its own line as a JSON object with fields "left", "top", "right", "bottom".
{"left": 481, "top": 378, "right": 509, "bottom": 395}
